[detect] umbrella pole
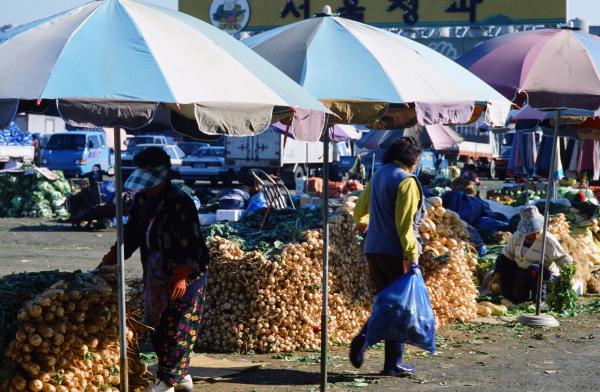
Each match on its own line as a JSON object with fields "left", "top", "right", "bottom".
{"left": 320, "top": 127, "right": 330, "bottom": 392}
{"left": 535, "top": 110, "right": 561, "bottom": 315}
{"left": 114, "top": 127, "right": 129, "bottom": 391}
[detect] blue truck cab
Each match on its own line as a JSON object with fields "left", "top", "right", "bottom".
{"left": 40, "top": 131, "right": 113, "bottom": 177}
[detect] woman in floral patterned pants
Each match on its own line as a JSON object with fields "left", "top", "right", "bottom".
{"left": 101, "top": 147, "right": 209, "bottom": 392}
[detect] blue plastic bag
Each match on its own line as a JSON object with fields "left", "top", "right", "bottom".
{"left": 366, "top": 265, "right": 436, "bottom": 353}
{"left": 246, "top": 192, "right": 268, "bottom": 213}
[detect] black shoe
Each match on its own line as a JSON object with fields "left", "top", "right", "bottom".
{"left": 349, "top": 333, "right": 367, "bottom": 369}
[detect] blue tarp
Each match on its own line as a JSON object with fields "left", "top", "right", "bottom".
{"left": 0, "top": 122, "right": 32, "bottom": 146}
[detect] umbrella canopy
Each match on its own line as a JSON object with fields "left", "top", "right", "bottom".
{"left": 356, "top": 129, "right": 405, "bottom": 150}
{"left": 457, "top": 29, "right": 600, "bottom": 111}
{"left": 509, "top": 105, "right": 598, "bottom": 122}
{"left": 272, "top": 122, "right": 363, "bottom": 142}
{"left": 356, "top": 125, "right": 462, "bottom": 151}
{"left": 0, "top": 0, "right": 328, "bottom": 136}
{"left": 423, "top": 124, "right": 463, "bottom": 150}
{"left": 244, "top": 14, "right": 511, "bottom": 127}
{"left": 245, "top": 13, "right": 511, "bottom": 391}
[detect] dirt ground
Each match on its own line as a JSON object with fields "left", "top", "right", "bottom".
{"left": 1, "top": 218, "right": 599, "bottom": 392}
{"left": 193, "top": 311, "right": 600, "bottom": 392}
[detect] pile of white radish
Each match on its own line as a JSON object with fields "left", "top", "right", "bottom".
{"left": 3, "top": 267, "right": 147, "bottom": 392}
{"left": 198, "top": 212, "right": 373, "bottom": 354}
{"left": 548, "top": 214, "right": 600, "bottom": 294}
{"left": 419, "top": 197, "right": 480, "bottom": 327}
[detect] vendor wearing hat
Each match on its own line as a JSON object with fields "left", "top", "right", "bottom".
{"left": 491, "top": 205, "right": 572, "bottom": 304}
{"left": 100, "top": 147, "right": 209, "bottom": 392}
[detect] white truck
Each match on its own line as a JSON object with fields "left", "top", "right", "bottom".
{"left": 225, "top": 128, "right": 347, "bottom": 186}
{"left": 0, "top": 145, "right": 34, "bottom": 169}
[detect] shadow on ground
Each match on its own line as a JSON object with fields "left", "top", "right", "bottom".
{"left": 8, "top": 222, "right": 105, "bottom": 233}
{"left": 208, "top": 368, "right": 379, "bottom": 387}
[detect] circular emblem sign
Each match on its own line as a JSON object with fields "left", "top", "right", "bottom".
{"left": 209, "top": 0, "right": 250, "bottom": 34}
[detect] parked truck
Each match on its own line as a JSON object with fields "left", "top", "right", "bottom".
{"left": 0, "top": 123, "right": 35, "bottom": 169}
{"left": 225, "top": 128, "right": 348, "bottom": 186}
{"left": 0, "top": 145, "right": 34, "bottom": 168}
{"left": 40, "top": 131, "right": 114, "bottom": 177}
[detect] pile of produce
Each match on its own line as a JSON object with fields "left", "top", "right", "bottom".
{"left": 0, "top": 271, "right": 70, "bottom": 362}
{"left": 0, "top": 169, "right": 70, "bottom": 218}
{"left": 486, "top": 188, "right": 546, "bottom": 206}
{"left": 0, "top": 123, "right": 32, "bottom": 146}
{"left": 548, "top": 214, "right": 600, "bottom": 294}
{"left": 199, "top": 211, "right": 372, "bottom": 353}
{"left": 306, "top": 177, "right": 323, "bottom": 195}
{"left": 475, "top": 301, "right": 508, "bottom": 317}
{"left": 205, "top": 208, "right": 323, "bottom": 256}
{"left": 418, "top": 197, "right": 480, "bottom": 327}
{"left": 1, "top": 268, "right": 147, "bottom": 392}
{"left": 547, "top": 262, "right": 579, "bottom": 315}
{"left": 305, "top": 177, "right": 363, "bottom": 198}
{"left": 344, "top": 194, "right": 481, "bottom": 327}
{"left": 341, "top": 179, "right": 363, "bottom": 195}
{"left": 201, "top": 190, "right": 487, "bottom": 352}
{"left": 326, "top": 180, "right": 364, "bottom": 198}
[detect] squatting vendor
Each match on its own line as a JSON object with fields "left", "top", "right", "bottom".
{"left": 491, "top": 205, "right": 572, "bottom": 304}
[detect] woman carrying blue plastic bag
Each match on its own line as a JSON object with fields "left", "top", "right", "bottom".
{"left": 352, "top": 137, "right": 435, "bottom": 376}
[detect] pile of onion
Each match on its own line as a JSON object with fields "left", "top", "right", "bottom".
{"left": 3, "top": 267, "right": 147, "bottom": 392}
{"left": 548, "top": 214, "right": 600, "bottom": 294}
{"left": 418, "top": 197, "right": 479, "bottom": 327}
{"left": 198, "top": 212, "right": 372, "bottom": 354}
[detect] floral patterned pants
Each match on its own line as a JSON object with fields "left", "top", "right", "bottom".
{"left": 151, "top": 274, "right": 207, "bottom": 386}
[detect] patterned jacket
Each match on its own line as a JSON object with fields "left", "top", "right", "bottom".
{"left": 123, "top": 183, "right": 209, "bottom": 274}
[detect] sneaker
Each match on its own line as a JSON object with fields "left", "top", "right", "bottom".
{"left": 145, "top": 380, "right": 174, "bottom": 392}
{"left": 174, "top": 375, "right": 194, "bottom": 392}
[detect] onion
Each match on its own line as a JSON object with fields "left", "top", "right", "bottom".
{"left": 28, "top": 379, "right": 43, "bottom": 392}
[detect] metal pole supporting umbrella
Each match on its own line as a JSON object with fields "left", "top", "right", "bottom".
{"left": 113, "top": 128, "right": 128, "bottom": 390}
{"left": 518, "top": 110, "right": 561, "bottom": 328}
{"left": 320, "top": 128, "right": 330, "bottom": 392}
{"left": 536, "top": 110, "right": 561, "bottom": 316}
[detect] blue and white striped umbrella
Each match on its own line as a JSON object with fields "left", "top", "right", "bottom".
{"left": 0, "top": 0, "right": 328, "bottom": 135}
{"left": 244, "top": 14, "right": 511, "bottom": 127}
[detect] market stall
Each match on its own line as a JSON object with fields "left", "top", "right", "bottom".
{"left": 459, "top": 28, "right": 600, "bottom": 325}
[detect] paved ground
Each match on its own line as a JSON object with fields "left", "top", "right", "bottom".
{"left": 1, "top": 216, "right": 599, "bottom": 391}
